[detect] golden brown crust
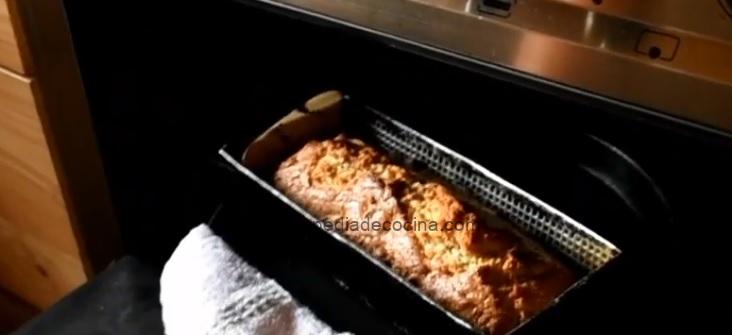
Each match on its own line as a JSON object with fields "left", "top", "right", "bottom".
{"left": 274, "top": 135, "right": 574, "bottom": 334}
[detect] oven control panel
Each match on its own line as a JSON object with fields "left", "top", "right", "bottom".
{"left": 253, "top": 0, "right": 732, "bottom": 135}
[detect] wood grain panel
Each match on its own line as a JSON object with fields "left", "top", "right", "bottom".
{"left": 0, "top": 0, "right": 29, "bottom": 74}
{"left": 15, "top": 0, "right": 122, "bottom": 275}
{"left": 0, "top": 66, "right": 85, "bottom": 309}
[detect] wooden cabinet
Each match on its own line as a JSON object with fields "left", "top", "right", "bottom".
{"left": 0, "top": 68, "right": 86, "bottom": 309}
{"left": 0, "top": 0, "right": 29, "bottom": 74}
{"left": 0, "top": 0, "right": 120, "bottom": 311}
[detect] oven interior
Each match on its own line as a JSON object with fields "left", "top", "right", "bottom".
{"left": 64, "top": 0, "right": 732, "bottom": 333}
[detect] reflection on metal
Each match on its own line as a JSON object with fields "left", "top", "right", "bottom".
{"left": 252, "top": 0, "right": 732, "bottom": 134}
{"left": 583, "top": 11, "right": 594, "bottom": 38}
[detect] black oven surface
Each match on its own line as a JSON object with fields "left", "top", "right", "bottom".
{"left": 64, "top": 0, "right": 732, "bottom": 333}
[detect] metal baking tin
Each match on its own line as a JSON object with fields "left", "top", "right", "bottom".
{"left": 218, "top": 91, "right": 621, "bottom": 334}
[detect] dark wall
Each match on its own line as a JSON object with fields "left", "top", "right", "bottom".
{"left": 62, "top": 0, "right": 330, "bottom": 264}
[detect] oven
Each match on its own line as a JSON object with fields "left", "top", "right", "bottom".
{"left": 63, "top": 0, "right": 732, "bottom": 333}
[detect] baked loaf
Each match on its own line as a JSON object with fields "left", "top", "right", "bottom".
{"left": 274, "top": 135, "right": 574, "bottom": 334}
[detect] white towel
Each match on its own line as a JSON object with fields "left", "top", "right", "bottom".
{"left": 160, "top": 224, "right": 349, "bottom": 335}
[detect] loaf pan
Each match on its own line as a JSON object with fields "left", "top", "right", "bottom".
{"left": 218, "top": 90, "right": 621, "bottom": 334}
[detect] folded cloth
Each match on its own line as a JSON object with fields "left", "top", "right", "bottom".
{"left": 160, "top": 224, "right": 349, "bottom": 335}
